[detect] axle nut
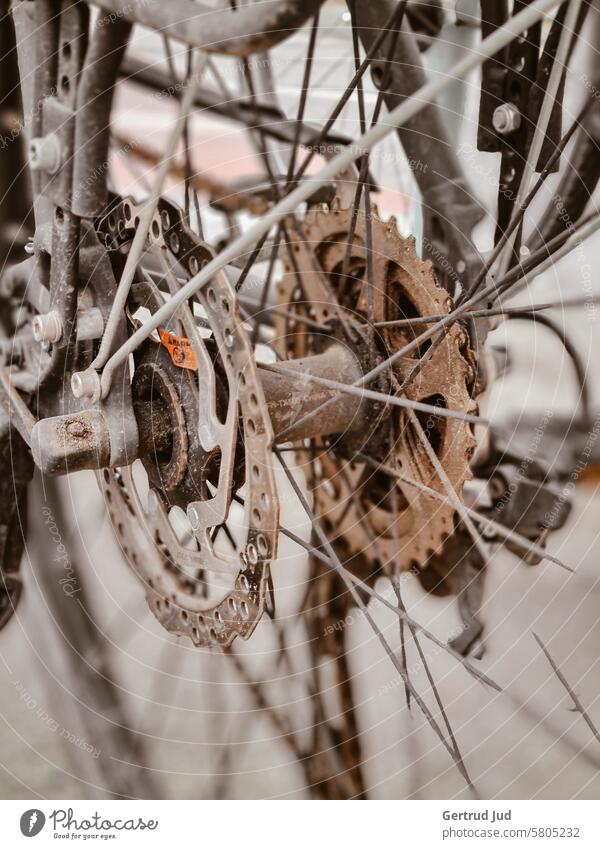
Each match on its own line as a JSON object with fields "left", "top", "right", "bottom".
{"left": 33, "top": 310, "right": 62, "bottom": 344}
{"left": 66, "top": 419, "right": 88, "bottom": 439}
{"left": 492, "top": 102, "right": 521, "bottom": 135}
{"left": 31, "top": 410, "right": 111, "bottom": 476}
{"left": 29, "top": 133, "right": 62, "bottom": 174}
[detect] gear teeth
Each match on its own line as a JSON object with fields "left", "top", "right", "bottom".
{"left": 278, "top": 199, "right": 481, "bottom": 575}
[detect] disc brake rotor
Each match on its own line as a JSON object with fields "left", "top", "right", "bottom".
{"left": 276, "top": 202, "right": 478, "bottom": 573}
{"left": 97, "top": 198, "right": 279, "bottom": 648}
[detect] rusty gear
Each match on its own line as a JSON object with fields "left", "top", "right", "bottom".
{"left": 276, "top": 202, "right": 478, "bottom": 574}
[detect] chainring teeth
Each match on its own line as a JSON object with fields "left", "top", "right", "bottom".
{"left": 278, "top": 202, "right": 479, "bottom": 573}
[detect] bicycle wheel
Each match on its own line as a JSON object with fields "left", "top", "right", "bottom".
{"left": 1, "top": 0, "right": 599, "bottom": 800}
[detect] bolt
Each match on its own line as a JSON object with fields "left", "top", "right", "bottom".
{"left": 66, "top": 419, "right": 87, "bottom": 439}
{"left": 71, "top": 368, "right": 101, "bottom": 401}
{"left": 32, "top": 310, "right": 62, "bottom": 344}
{"left": 29, "top": 133, "right": 62, "bottom": 174}
{"left": 492, "top": 102, "right": 521, "bottom": 135}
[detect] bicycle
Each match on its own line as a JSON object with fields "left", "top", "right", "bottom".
{"left": 0, "top": 0, "right": 599, "bottom": 799}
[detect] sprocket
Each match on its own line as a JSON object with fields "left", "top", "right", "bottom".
{"left": 276, "top": 202, "right": 478, "bottom": 574}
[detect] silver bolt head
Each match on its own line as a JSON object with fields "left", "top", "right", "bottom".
{"left": 71, "top": 368, "right": 101, "bottom": 401}
{"left": 29, "top": 133, "right": 62, "bottom": 174}
{"left": 492, "top": 103, "right": 521, "bottom": 135}
{"left": 32, "top": 310, "right": 62, "bottom": 344}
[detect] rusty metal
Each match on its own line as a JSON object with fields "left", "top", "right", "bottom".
{"left": 95, "top": 195, "right": 281, "bottom": 649}
{"left": 0, "top": 0, "right": 591, "bottom": 803}
{"left": 27, "top": 336, "right": 370, "bottom": 476}
{"left": 71, "top": 15, "right": 132, "bottom": 218}
{"left": 133, "top": 400, "right": 172, "bottom": 459}
{"left": 0, "top": 368, "right": 36, "bottom": 446}
{"left": 0, "top": 1, "right": 573, "bottom": 658}
{"left": 301, "top": 552, "right": 368, "bottom": 799}
{"left": 31, "top": 409, "right": 111, "bottom": 476}
{"left": 277, "top": 202, "right": 478, "bottom": 572}
{"left": 29, "top": 398, "right": 171, "bottom": 478}
{"left": 259, "top": 344, "right": 366, "bottom": 442}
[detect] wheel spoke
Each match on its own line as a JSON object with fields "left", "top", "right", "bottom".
{"left": 391, "top": 576, "right": 476, "bottom": 795}
{"left": 341, "top": 1, "right": 405, "bottom": 316}
{"left": 290, "top": 0, "right": 409, "bottom": 188}
{"left": 495, "top": 0, "right": 584, "bottom": 276}
{"left": 463, "top": 96, "right": 593, "bottom": 301}
{"left": 533, "top": 633, "right": 600, "bottom": 748}
{"left": 98, "top": 0, "right": 566, "bottom": 397}
{"left": 261, "top": 361, "right": 487, "bottom": 432}
{"left": 281, "top": 517, "right": 500, "bottom": 689}
{"left": 275, "top": 447, "right": 483, "bottom": 793}
{"left": 93, "top": 49, "right": 209, "bottom": 373}
{"left": 356, "top": 451, "right": 573, "bottom": 572}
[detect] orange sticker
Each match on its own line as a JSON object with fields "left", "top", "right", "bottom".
{"left": 158, "top": 329, "right": 198, "bottom": 371}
